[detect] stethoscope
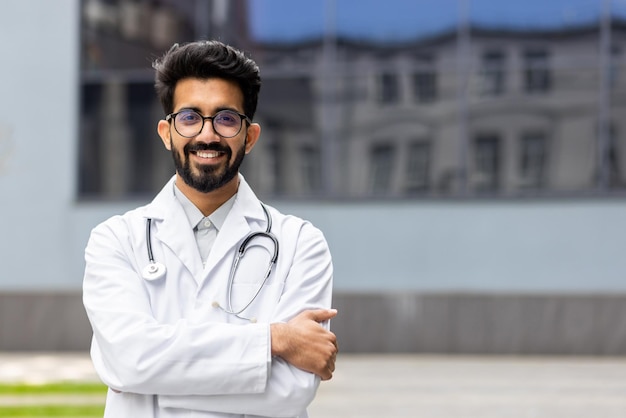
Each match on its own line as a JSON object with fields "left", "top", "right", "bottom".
{"left": 142, "top": 203, "right": 279, "bottom": 322}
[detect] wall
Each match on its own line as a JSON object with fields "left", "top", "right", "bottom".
{"left": 5, "top": 199, "right": 626, "bottom": 354}
{"left": 0, "top": 1, "right": 80, "bottom": 290}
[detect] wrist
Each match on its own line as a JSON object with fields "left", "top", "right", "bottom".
{"left": 270, "top": 322, "right": 287, "bottom": 357}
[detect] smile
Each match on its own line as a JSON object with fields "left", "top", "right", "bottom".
{"left": 195, "top": 150, "right": 223, "bottom": 159}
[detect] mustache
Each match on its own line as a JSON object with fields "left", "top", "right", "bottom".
{"left": 184, "top": 142, "right": 231, "bottom": 155}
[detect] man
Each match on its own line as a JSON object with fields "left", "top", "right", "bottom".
{"left": 82, "top": 40, "right": 337, "bottom": 417}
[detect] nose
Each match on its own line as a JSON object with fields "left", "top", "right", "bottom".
{"left": 197, "top": 118, "right": 220, "bottom": 141}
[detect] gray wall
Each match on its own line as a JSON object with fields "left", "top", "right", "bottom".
{"left": 1, "top": 1, "right": 80, "bottom": 290}
{"left": 4, "top": 291, "right": 626, "bottom": 355}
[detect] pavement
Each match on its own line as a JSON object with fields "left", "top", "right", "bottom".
{"left": 3, "top": 353, "right": 626, "bottom": 417}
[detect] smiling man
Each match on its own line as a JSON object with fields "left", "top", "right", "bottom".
{"left": 82, "top": 40, "right": 337, "bottom": 418}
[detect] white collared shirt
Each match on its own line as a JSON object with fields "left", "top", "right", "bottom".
{"left": 173, "top": 183, "right": 236, "bottom": 266}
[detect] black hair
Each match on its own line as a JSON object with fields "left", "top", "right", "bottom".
{"left": 153, "top": 40, "right": 261, "bottom": 119}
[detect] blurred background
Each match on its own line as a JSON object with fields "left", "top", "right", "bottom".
{"left": 2, "top": 0, "right": 626, "bottom": 354}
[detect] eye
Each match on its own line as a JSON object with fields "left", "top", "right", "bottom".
{"left": 176, "top": 110, "right": 202, "bottom": 125}
{"left": 214, "top": 111, "right": 240, "bottom": 127}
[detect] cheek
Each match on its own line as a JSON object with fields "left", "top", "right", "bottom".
{"left": 170, "top": 137, "right": 187, "bottom": 154}
{"left": 227, "top": 138, "right": 246, "bottom": 156}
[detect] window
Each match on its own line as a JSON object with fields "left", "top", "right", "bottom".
{"left": 610, "top": 46, "right": 621, "bottom": 88}
{"left": 473, "top": 134, "right": 500, "bottom": 192}
{"left": 519, "top": 132, "right": 547, "bottom": 189}
{"left": 265, "top": 140, "right": 284, "bottom": 195}
{"left": 378, "top": 73, "right": 399, "bottom": 104}
{"left": 524, "top": 49, "right": 551, "bottom": 93}
{"left": 76, "top": 0, "right": 620, "bottom": 200}
{"left": 405, "top": 141, "right": 431, "bottom": 193}
{"left": 481, "top": 50, "right": 506, "bottom": 96}
{"left": 369, "top": 143, "right": 396, "bottom": 194}
{"left": 413, "top": 72, "right": 437, "bottom": 103}
{"left": 412, "top": 55, "right": 437, "bottom": 103}
{"left": 79, "top": 80, "right": 171, "bottom": 198}
{"left": 606, "top": 125, "right": 623, "bottom": 188}
{"left": 300, "top": 145, "right": 321, "bottom": 193}
{"left": 79, "top": 0, "right": 252, "bottom": 200}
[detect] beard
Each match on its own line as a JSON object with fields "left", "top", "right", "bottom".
{"left": 171, "top": 139, "right": 246, "bottom": 193}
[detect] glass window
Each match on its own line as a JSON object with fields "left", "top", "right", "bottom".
{"left": 413, "top": 55, "right": 437, "bottom": 103}
{"left": 264, "top": 139, "right": 284, "bottom": 196}
{"left": 405, "top": 141, "right": 431, "bottom": 194}
{"left": 413, "top": 72, "right": 437, "bottom": 103}
{"left": 481, "top": 50, "right": 506, "bottom": 96}
{"left": 77, "top": 0, "right": 626, "bottom": 200}
{"left": 524, "top": 49, "right": 551, "bottom": 93}
{"left": 473, "top": 134, "right": 500, "bottom": 192}
{"left": 369, "top": 143, "right": 396, "bottom": 194}
{"left": 610, "top": 46, "right": 621, "bottom": 88}
{"left": 300, "top": 145, "right": 321, "bottom": 194}
{"left": 378, "top": 73, "right": 400, "bottom": 104}
{"left": 519, "top": 132, "right": 547, "bottom": 189}
{"left": 606, "top": 125, "right": 624, "bottom": 188}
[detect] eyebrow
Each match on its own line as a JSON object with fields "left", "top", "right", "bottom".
{"left": 176, "top": 106, "right": 242, "bottom": 115}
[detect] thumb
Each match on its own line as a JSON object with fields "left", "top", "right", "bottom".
{"left": 303, "top": 308, "right": 338, "bottom": 323}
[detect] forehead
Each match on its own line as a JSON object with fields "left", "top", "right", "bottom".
{"left": 173, "top": 77, "right": 244, "bottom": 111}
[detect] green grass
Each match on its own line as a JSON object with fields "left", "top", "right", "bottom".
{"left": 0, "top": 405, "right": 105, "bottom": 417}
{"left": 0, "top": 382, "right": 106, "bottom": 417}
{"left": 0, "top": 382, "right": 107, "bottom": 395}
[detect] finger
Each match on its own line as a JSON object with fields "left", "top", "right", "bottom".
{"left": 329, "top": 332, "right": 338, "bottom": 350}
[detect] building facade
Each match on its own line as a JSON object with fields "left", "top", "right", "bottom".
{"left": 78, "top": 0, "right": 626, "bottom": 201}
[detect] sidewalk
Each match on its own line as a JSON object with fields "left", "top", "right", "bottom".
{"left": 0, "top": 352, "right": 98, "bottom": 384}
{"left": 3, "top": 353, "right": 626, "bottom": 418}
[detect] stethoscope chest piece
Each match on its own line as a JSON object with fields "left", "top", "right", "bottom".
{"left": 142, "top": 261, "right": 166, "bottom": 281}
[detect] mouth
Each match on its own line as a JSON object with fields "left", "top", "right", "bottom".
{"left": 191, "top": 149, "right": 227, "bottom": 164}
{"left": 194, "top": 150, "right": 223, "bottom": 159}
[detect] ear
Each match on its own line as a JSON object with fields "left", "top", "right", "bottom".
{"left": 244, "top": 123, "right": 261, "bottom": 154}
{"left": 157, "top": 119, "right": 172, "bottom": 150}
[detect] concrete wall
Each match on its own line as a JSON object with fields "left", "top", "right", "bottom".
{"left": 4, "top": 291, "right": 626, "bottom": 355}
{"left": 0, "top": 1, "right": 80, "bottom": 290}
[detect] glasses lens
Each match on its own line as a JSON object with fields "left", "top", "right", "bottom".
{"left": 174, "top": 110, "right": 203, "bottom": 137}
{"left": 213, "top": 110, "right": 243, "bottom": 138}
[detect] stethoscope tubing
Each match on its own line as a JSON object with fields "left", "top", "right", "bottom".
{"left": 143, "top": 202, "right": 279, "bottom": 321}
{"left": 225, "top": 231, "right": 279, "bottom": 315}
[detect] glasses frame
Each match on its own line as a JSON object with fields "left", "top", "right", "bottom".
{"left": 166, "top": 109, "right": 251, "bottom": 138}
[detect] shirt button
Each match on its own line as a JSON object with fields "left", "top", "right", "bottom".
{"left": 204, "top": 220, "right": 212, "bottom": 227}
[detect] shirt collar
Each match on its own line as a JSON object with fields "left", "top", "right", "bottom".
{"left": 173, "top": 183, "right": 237, "bottom": 232}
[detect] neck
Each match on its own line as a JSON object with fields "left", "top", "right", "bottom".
{"left": 175, "top": 174, "right": 239, "bottom": 216}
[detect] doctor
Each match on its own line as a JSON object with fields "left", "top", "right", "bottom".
{"left": 82, "top": 40, "right": 338, "bottom": 417}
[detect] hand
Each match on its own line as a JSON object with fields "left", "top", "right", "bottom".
{"left": 271, "top": 309, "right": 338, "bottom": 380}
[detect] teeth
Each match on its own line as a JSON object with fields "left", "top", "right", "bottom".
{"left": 196, "top": 151, "right": 220, "bottom": 158}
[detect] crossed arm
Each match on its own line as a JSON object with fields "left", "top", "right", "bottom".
{"left": 271, "top": 308, "right": 338, "bottom": 381}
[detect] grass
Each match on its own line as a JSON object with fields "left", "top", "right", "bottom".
{"left": 0, "top": 382, "right": 107, "bottom": 395}
{"left": 0, "top": 405, "right": 105, "bottom": 417}
{"left": 0, "top": 382, "right": 106, "bottom": 417}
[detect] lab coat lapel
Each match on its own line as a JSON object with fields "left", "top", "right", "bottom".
{"left": 143, "top": 177, "right": 204, "bottom": 282}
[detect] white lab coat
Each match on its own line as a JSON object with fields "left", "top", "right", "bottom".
{"left": 82, "top": 175, "right": 333, "bottom": 418}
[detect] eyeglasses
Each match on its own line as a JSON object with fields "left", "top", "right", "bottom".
{"left": 166, "top": 109, "right": 250, "bottom": 138}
